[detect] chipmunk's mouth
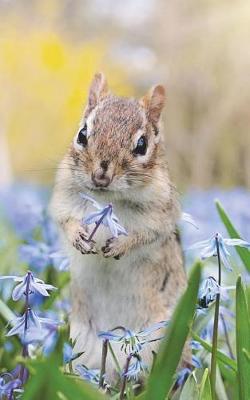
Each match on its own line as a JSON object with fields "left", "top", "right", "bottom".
{"left": 84, "top": 184, "right": 111, "bottom": 193}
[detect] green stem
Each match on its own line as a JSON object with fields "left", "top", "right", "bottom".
{"left": 108, "top": 342, "right": 122, "bottom": 373}
{"left": 210, "top": 234, "right": 222, "bottom": 400}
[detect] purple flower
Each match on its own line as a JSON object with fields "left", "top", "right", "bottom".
{"left": 122, "top": 356, "right": 148, "bottom": 380}
{"left": 19, "top": 241, "right": 69, "bottom": 272}
{"left": 0, "top": 271, "right": 56, "bottom": 301}
{"left": 98, "top": 321, "right": 167, "bottom": 354}
{"left": 19, "top": 242, "right": 52, "bottom": 271}
{"left": 6, "top": 308, "right": 60, "bottom": 343}
{"left": 190, "top": 340, "right": 202, "bottom": 351}
{"left": 175, "top": 367, "right": 192, "bottom": 387}
{"left": 75, "top": 365, "right": 100, "bottom": 385}
{"left": 0, "top": 376, "right": 22, "bottom": 398}
{"left": 188, "top": 232, "right": 250, "bottom": 270}
{"left": 81, "top": 194, "right": 127, "bottom": 238}
{"left": 192, "top": 354, "right": 202, "bottom": 369}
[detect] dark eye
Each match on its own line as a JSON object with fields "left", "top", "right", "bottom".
{"left": 77, "top": 124, "right": 88, "bottom": 147}
{"left": 133, "top": 135, "right": 148, "bottom": 156}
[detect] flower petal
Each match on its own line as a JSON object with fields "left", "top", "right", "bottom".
{"left": 223, "top": 238, "right": 250, "bottom": 248}
{"left": 12, "top": 281, "right": 27, "bottom": 301}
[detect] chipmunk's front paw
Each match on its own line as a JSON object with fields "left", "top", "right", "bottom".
{"left": 102, "top": 237, "right": 126, "bottom": 260}
{"left": 73, "top": 228, "right": 97, "bottom": 255}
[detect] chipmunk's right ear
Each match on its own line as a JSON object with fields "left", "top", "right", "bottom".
{"left": 140, "top": 84, "right": 166, "bottom": 124}
{"left": 86, "top": 72, "right": 109, "bottom": 112}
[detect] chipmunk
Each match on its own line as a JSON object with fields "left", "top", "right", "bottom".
{"left": 50, "top": 72, "right": 188, "bottom": 377}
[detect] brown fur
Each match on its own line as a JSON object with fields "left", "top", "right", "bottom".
{"left": 50, "top": 72, "right": 188, "bottom": 377}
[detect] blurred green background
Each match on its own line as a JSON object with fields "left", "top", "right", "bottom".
{"left": 0, "top": 0, "right": 250, "bottom": 190}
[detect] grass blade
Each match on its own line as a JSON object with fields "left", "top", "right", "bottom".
{"left": 199, "top": 369, "right": 212, "bottom": 400}
{"left": 215, "top": 200, "right": 250, "bottom": 272}
{"left": 192, "top": 332, "right": 237, "bottom": 372}
{"left": 144, "top": 262, "right": 201, "bottom": 400}
{"left": 236, "top": 276, "right": 250, "bottom": 399}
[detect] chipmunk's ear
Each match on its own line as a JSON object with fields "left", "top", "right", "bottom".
{"left": 87, "top": 72, "right": 109, "bottom": 111}
{"left": 140, "top": 85, "right": 165, "bottom": 124}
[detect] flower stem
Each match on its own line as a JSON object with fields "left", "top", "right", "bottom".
{"left": 120, "top": 354, "right": 132, "bottom": 400}
{"left": 108, "top": 342, "right": 121, "bottom": 373}
{"left": 99, "top": 339, "right": 108, "bottom": 388}
{"left": 88, "top": 205, "right": 112, "bottom": 242}
{"left": 20, "top": 271, "right": 31, "bottom": 383}
{"left": 210, "top": 235, "right": 222, "bottom": 400}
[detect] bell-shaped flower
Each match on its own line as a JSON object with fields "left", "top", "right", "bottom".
{"left": 122, "top": 355, "right": 148, "bottom": 380}
{"left": 0, "top": 376, "right": 22, "bottom": 398}
{"left": 6, "top": 308, "right": 60, "bottom": 343}
{"left": 81, "top": 193, "right": 127, "bottom": 238}
{"left": 188, "top": 232, "right": 250, "bottom": 270}
{"left": 98, "top": 320, "right": 168, "bottom": 354}
{"left": 75, "top": 365, "right": 100, "bottom": 385}
{"left": 198, "top": 276, "right": 235, "bottom": 308}
{"left": 0, "top": 271, "right": 56, "bottom": 301}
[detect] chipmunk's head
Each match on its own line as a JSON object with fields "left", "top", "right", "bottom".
{"left": 69, "top": 72, "right": 166, "bottom": 194}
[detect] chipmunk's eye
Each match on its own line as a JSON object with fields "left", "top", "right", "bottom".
{"left": 133, "top": 135, "right": 148, "bottom": 156}
{"left": 77, "top": 124, "right": 88, "bottom": 147}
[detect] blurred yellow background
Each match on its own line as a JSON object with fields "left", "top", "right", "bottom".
{"left": 0, "top": 0, "right": 250, "bottom": 189}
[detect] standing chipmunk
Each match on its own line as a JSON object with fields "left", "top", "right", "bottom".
{"left": 50, "top": 72, "right": 187, "bottom": 375}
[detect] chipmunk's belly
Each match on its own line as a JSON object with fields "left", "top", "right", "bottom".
{"left": 70, "top": 248, "right": 148, "bottom": 326}
{"left": 69, "top": 248, "right": 166, "bottom": 372}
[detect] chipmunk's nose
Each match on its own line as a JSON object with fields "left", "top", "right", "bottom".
{"left": 92, "top": 161, "right": 111, "bottom": 188}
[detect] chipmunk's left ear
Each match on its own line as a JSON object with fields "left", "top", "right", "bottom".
{"left": 87, "top": 72, "right": 109, "bottom": 111}
{"left": 140, "top": 85, "right": 166, "bottom": 124}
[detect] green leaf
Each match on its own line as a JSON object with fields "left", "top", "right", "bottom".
{"left": 192, "top": 332, "right": 237, "bottom": 372}
{"left": 215, "top": 200, "right": 250, "bottom": 272}
{"left": 199, "top": 369, "right": 212, "bottom": 400}
{"left": 0, "top": 297, "right": 16, "bottom": 323}
{"left": 236, "top": 276, "right": 250, "bottom": 400}
{"left": 144, "top": 262, "right": 201, "bottom": 400}
{"left": 180, "top": 373, "right": 199, "bottom": 400}
{"left": 23, "top": 355, "right": 107, "bottom": 400}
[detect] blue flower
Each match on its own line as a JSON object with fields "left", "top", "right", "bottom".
{"left": 81, "top": 193, "right": 128, "bottom": 238}
{"left": 190, "top": 340, "right": 202, "bottom": 351}
{"left": 63, "top": 343, "right": 74, "bottom": 364}
{"left": 19, "top": 241, "right": 69, "bottom": 272}
{"left": 19, "top": 241, "right": 52, "bottom": 271}
{"left": 0, "top": 376, "right": 22, "bottom": 398}
{"left": 175, "top": 368, "right": 192, "bottom": 387}
{"left": 63, "top": 343, "right": 84, "bottom": 364}
{"left": 75, "top": 365, "right": 100, "bottom": 385}
{"left": 188, "top": 232, "right": 250, "bottom": 270}
{"left": 0, "top": 271, "right": 56, "bottom": 301}
{"left": 0, "top": 185, "right": 44, "bottom": 238}
{"left": 49, "top": 250, "right": 70, "bottom": 272}
{"left": 198, "top": 276, "right": 235, "bottom": 308}
{"left": 200, "top": 305, "right": 234, "bottom": 342}
{"left": 122, "top": 356, "right": 148, "bottom": 380}
{"left": 192, "top": 354, "right": 202, "bottom": 369}
{"left": 98, "top": 321, "right": 168, "bottom": 354}
{"left": 6, "top": 308, "right": 60, "bottom": 343}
